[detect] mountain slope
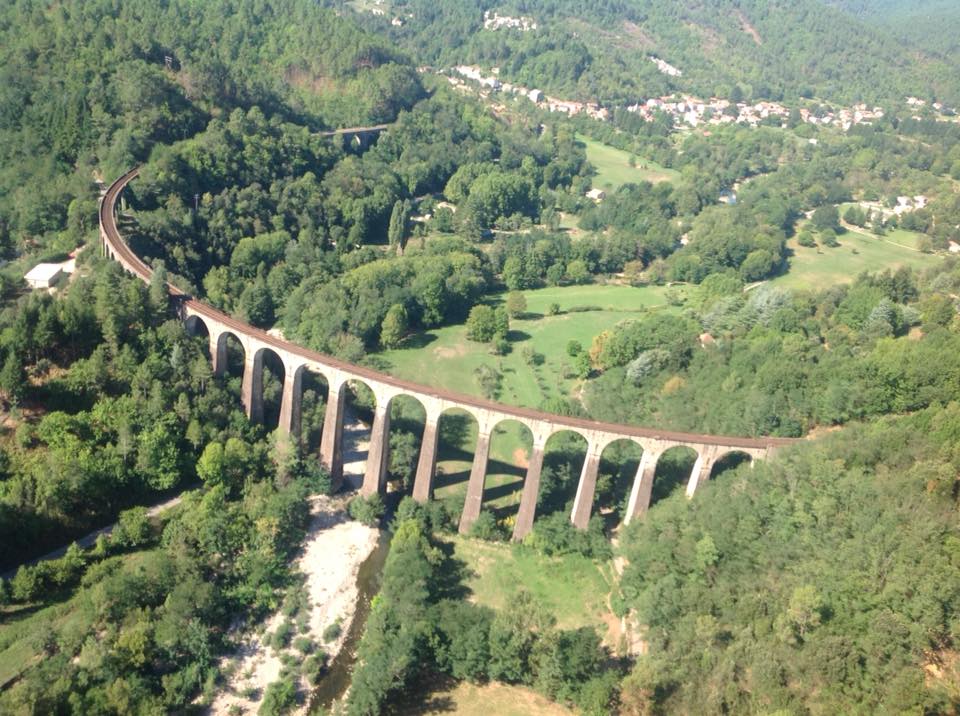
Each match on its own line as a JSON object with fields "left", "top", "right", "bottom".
{"left": 336, "top": 0, "right": 960, "bottom": 105}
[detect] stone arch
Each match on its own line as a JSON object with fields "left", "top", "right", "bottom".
{"left": 596, "top": 438, "right": 645, "bottom": 527}
{"left": 709, "top": 449, "right": 754, "bottom": 480}
{"left": 537, "top": 429, "right": 590, "bottom": 520}
{"left": 650, "top": 445, "right": 699, "bottom": 508}
{"left": 432, "top": 406, "right": 481, "bottom": 512}
{"left": 295, "top": 365, "right": 331, "bottom": 453}
{"left": 384, "top": 392, "right": 428, "bottom": 494}
{"left": 478, "top": 417, "right": 534, "bottom": 536}
{"left": 249, "top": 346, "right": 286, "bottom": 428}
{"left": 184, "top": 314, "right": 210, "bottom": 338}
{"left": 215, "top": 330, "right": 246, "bottom": 379}
{"left": 342, "top": 378, "right": 379, "bottom": 491}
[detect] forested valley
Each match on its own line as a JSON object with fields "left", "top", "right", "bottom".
{"left": 3, "top": 0, "right": 960, "bottom": 714}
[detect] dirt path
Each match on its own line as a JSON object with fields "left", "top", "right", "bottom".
{"left": 1, "top": 494, "right": 183, "bottom": 580}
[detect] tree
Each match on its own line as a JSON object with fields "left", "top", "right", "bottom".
{"left": 0, "top": 353, "right": 25, "bottom": 406}
{"left": 196, "top": 442, "right": 225, "bottom": 486}
{"left": 380, "top": 303, "right": 408, "bottom": 349}
{"left": 388, "top": 199, "right": 410, "bottom": 251}
{"left": 466, "top": 305, "right": 497, "bottom": 342}
{"left": 820, "top": 228, "right": 839, "bottom": 248}
{"left": 505, "top": 292, "right": 527, "bottom": 318}
{"left": 810, "top": 205, "right": 840, "bottom": 232}
{"left": 502, "top": 256, "right": 527, "bottom": 290}
{"left": 566, "top": 260, "right": 591, "bottom": 285}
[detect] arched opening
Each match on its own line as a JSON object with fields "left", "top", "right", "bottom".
{"left": 478, "top": 419, "right": 533, "bottom": 538}
{"left": 254, "top": 348, "right": 285, "bottom": 430}
{"left": 341, "top": 380, "right": 376, "bottom": 490}
{"left": 184, "top": 314, "right": 210, "bottom": 339}
{"left": 537, "top": 430, "right": 589, "bottom": 520}
{"left": 217, "top": 332, "right": 246, "bottom": 402}
{"left": 298, "top": 367, "right": 330, "bottom": 454}
{"left": 384, "top": 394, "right": 427, "bottom": 494}
{"left": 710, "top": 450, "right": 753, "bottom": 481}
{"left": 597, "top": 438, "right": 644, "bottom": 529}
{"left": 433, "top": 408, "right": 480, "bottom": 516}
{"left": 650, "top": 445, "right": 698, "bottom": 508}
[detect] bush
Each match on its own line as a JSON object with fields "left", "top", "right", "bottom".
{"left": 349, "top": 493, "right": 385, "bottom": 526}
{"left": 112, "top": 506, "right": 152, "bottom": 549}
{"left": 293, "top": 636, "right": 314, "bottom": 654}
{"left": 272, "top": 621, "right": 294, "bottom": 651}
{"left": 491, "top": 337, "right": 511, "bottom": 356}
{"left": 299, "top": 454, "right": 333, "bottom": 495}
{"left": 547, "top": 302, "right": 561, "bottom": 316}
{"left": 259, "top": 676, "right": 298, "bottom": 716}
{"left": 469, "top": 511, "right": 503, "bottom": 541}
{"left": 302, "top": 652, "right": 327, "bottom": 685}
{"left": 322, "top": 619, "right": 343, "bottom": 642}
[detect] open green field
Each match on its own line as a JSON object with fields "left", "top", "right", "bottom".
{"left": 451, "top": 535, "right": 617, "bottom": 637}
{"left": 770, "top": 225, "right": 943, "bottom": 291}
{"left": 380, "top": 284, "right": 685, "bottom": 518}
{"left": 578, "top": 135, "right": 681, "bottom": 189}
{"left": 379, "top": 284, "right": 682, "bottom": 409}
{"left": 396, "top": 678, "right": 574, "bottom": 716}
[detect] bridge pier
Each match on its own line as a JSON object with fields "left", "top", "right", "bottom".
{"left": 459, "top": 424, "right": 492, "bottom": 534}
{"left": 513, "top": 433, "right": 549, "bottom": 541}
{"left": 241, "top": 351, "right": 264, "bottom": 423}
{"left": 686, "top": 445, "right": 722, "bottom": 497}
{"left": 570, "top": 441, "right": 603, "bottom": 530}
{"left": 624, "top": 445, "right": 664, "bottom": 524}
{"left": 412, "top": 410, "right": 441, "bottom": 502}
{"left": 320, "top": 379, "right": 346, "bottom": 491}
{"left": 361, "top": 399, "right": 391, "bottom": 496}
{"left": 210, "top": 333, "right": 225, "bottom": 377}
{"left": 278, "top": 363, "right": 303, "bottom": 440}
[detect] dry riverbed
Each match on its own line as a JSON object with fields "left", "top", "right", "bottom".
{"left": 208, "top": 494, "right": 379, "bottom": 715}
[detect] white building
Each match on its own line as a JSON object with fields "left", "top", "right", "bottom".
{"left": 25, "top": 263, "right": 64, "bottom": 289}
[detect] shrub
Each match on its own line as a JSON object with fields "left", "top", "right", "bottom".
{"left": 547, "top": 302, "right": 561, "bottom": 315}
{"left": 272, "top": 621, "right": 294, "bottom": 651}
{"left": 260, "top": 676, "right": 298, "bottom": 716}
{"left": 469, "top": 511, "right": 503, "bottom": 541}
{"left": 349, "top": 493, "right": 385, "bottom": 526}
{"left": 112, "top": 506, "right": 152, "bottom": 549}
{"left": 322, "top": 619, "right": 343, "bottom": 642}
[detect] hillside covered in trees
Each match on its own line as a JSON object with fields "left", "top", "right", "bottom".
{"left": 0, "top": 0, "right": 422, "bottom": 266}
{"left": 4, "top": 0, "right": 960, "bottom": 714}
{"left": 335, "top": 0, "right": 960, "bottom": 106}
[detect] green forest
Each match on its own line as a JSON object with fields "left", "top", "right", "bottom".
{"left": 3, "top": 0, "right": 960, "bottom": 713}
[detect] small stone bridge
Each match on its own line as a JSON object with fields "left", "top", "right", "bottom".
{"left": 100, "top": 167, "right": 797, "bottom": 540}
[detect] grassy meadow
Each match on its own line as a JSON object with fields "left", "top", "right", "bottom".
{"left": 379, "top": 284, "right": 686, "bottom": 518}
{"left": 450, "top": 535, "right": 617, "bottom": 636}
{"left": 578, "top": 135, "right": 681, "bottom": 189}
{"left": 770, "top": 223, "right": 942, "bottom": 291}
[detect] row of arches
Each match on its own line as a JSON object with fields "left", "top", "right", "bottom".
{"left": 184, "top": 313, "right": 761, "bottom": 539}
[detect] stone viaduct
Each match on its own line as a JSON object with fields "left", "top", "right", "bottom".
{"left": 99, "top": 166, "right": 798, "bottom": 541}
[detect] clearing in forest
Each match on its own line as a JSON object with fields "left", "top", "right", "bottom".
{"left": 579, "top": 135, "right": 681, "bottom": 190}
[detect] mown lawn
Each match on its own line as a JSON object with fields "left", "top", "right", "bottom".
{"left": 579, "top": 135, "right": 681, "bottom": 189}
{"left": 770, "top": 225, "right": 942, "bottom": 291}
